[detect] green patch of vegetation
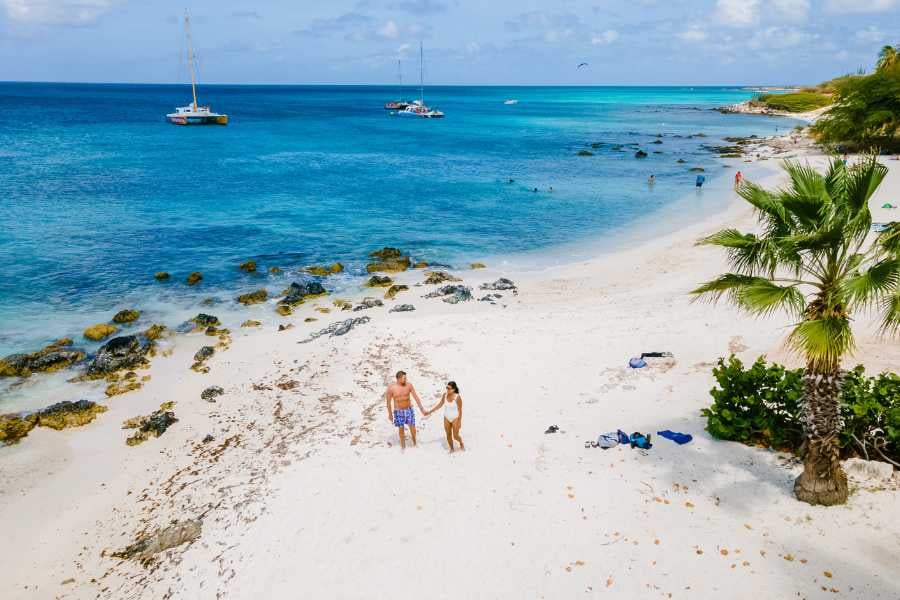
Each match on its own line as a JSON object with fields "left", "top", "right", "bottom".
{"left": 704, "top": 356, "right": 900, "bottom": 465}
{"left": 753, "top": 91, "right": 832, "bottom": 113}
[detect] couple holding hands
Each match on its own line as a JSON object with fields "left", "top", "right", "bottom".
{"left": 385, "top": 371, "right": 464, "bottom": 452}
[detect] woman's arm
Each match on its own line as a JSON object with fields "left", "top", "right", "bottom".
{"left": 426, "top": 392, "right": 446, "bottom": 416}
{"left": 457, "top": 395, "right": 462, "bottom": 426}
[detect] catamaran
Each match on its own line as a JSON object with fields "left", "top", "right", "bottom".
{"left": 166, "top": 10, "right": 228, "bottom": 125}
{"left": 396, "top": 43, "right": 444, "bottom": 119}
{"left": 384, "top": 60, "right": 410, "bottom": 110}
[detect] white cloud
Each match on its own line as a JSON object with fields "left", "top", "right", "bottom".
{"left": 770, "top": 0, "right": 810, "bottom": 22}
{"left": 2, "top": 0, "right": 122, "bottom": 25}
{"left": 377, "top": 19, "right": 399, "bottom": 39}
{"left": 825, "top": 0, "right": 896, "bottom": 13}
{"left": 543, "top": 28, "right": 575, "bottom": 43}
{"left": 591, "top": 29, "right": 618, "bottom": 45}
{"left": 747, "top": 26, "right": 815, "bottom": 50}
{"left": 716, "top": 0, "right": 759, "bottom": 27}
{"left": 679, "top": 25, "right": 708, "bottom": 42}
{"left": 855, "top": 26, "right": 885, "bottom": 44}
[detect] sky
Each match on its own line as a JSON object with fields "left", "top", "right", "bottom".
{"left": 1, "top": 0, "right": 898, "bottom": 85}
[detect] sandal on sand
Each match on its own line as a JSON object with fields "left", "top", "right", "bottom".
{"left": 545, "top": 425, "right": 559, "bottom": 434}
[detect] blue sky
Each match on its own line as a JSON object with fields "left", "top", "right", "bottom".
{"left": 1, "top": 0, "right": 898, "bottom": 84}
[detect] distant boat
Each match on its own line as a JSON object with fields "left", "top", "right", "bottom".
{"left": 396, "top": 42, "right": 444, "bottom": 119}
{"left": 384, "top": 60, "right": 410, "bottom": 110}
{"left": 166, "top": 10, "right": 227, "bottom": 125}
{"left": 504, "top": 99, "right": 518, "bottom": 105}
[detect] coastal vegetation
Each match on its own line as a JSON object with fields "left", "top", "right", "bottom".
{"left": 692, "top": 155, "right": 900, "bottom": 505}
{"left": 753, "top": 91, "right": 832, "bottom": 113}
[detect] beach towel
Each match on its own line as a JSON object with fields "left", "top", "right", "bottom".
{"left": 596, "top": 432, "right": 619, "bottom": 449}
{"left": 657, "top": 430, "right": 693, "bottom": 445}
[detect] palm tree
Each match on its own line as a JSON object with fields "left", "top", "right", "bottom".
{"left": 692, "top": 156, "right": 899, "bottom": 506}
{"left": 876, "top": 44, "right": 899, "bottom": 71}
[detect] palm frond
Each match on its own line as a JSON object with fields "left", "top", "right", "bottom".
{"left": 691, "top": 274, "right": 805, "bottom": 318}
{"left": 697, "top": 229, "right": 780, "bottom": 275}
{"left": 842, "top": 258, "right": 900, "bottom": 311}
{"left": 877, "top": 222, "right": 900, "bottom": 256}
{"left": 787, "top": 316, "right": 855, "bottom": 369}
{"left": 843, "top": 155, "right": 887, "bottom": 214}
{"left": 879, "top": 291, "right": 900, "bottom": 335}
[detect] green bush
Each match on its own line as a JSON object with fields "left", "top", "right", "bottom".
{"left": 754, "top": 92, "right": 832, "bottom": 113}
{"left": 703, "top": 356, "right": 900, "bottom": 464}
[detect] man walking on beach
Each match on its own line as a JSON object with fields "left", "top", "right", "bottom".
{"left": 386, "top": 371, "right": 427, "bottom": 450}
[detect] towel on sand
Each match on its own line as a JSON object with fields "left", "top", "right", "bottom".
{"left": 657, "top": 430, "right": 693, "bottom": 445}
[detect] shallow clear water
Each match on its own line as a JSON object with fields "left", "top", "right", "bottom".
{"left": 0, "top": 83, "right": 796, "bottom": 363}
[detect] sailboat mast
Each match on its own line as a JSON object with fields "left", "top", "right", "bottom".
{"left": 419, "top": 41, "right": 424, "bottom": 105}
{"left": 184, "top": 10, "right": 198, "bottom": 111}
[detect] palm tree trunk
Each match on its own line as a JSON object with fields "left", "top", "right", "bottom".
{"left": 793, "top": 367, "right": 849, "bottom": 505}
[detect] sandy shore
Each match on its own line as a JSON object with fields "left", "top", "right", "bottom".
{"left": 1, "top": 145, "right": 899, "bottom": 599}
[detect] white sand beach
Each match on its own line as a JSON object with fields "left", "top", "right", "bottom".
{"left": 1, "top": 146, "right": 899, "bottom": 600}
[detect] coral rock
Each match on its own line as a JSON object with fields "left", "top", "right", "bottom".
{"left": 423, "top": 271, "right": 461, "bottom": 285}
{"left": 384, "top": 284, "right": 409, "bottom": 300}
{"left": 366, "top": 275, "right": 393, "bottom": 288}
{"left": 84, "top": 323, "right": 119, "bottom": 342}
{"left": 154, "top": 272, "right": 170, "bottom": 281}
{"left": 112, "top": 309, "right": 141, "bottom": 324}
{"left": 85, "top": 335, "right": 150, "bottom": 378}
{"left": 239, "top": 260, "right": 257, "bottom": 272}
{"left": 34, "top": 400, "right": 107, "bottom": 430}
{"left": 0, "top": 413, "right": 37, "bottom": 445}
{"left": 236, "top": 289, "right": 268, "bottom": 305}
{"left": 186, "top": 272, "right": 203, "bottom": 286}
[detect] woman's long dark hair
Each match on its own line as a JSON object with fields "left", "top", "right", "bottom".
{"left": 447, "top": 381, "right": 460, "bottom": 394}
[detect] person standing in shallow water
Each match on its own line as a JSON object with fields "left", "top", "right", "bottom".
{"left": 426, "top": 381, "right": 465, "bottom": 452}
{"left": 385, "top": 371, "right": 427, "bottom": 450}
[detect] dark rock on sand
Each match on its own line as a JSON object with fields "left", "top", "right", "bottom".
{"left": 353, "top": 297, "right": 384, "bottom": 311}
{"left": 298, "top": 317, "right": 371, "bottom": 343}
{"left": 191, "top": 314, "right": 220, "bottom": 328}
{"left": 1, "top": 339, "right": 86, "bottom": 378}
{"left": 186, "top": 272, "right": 203, "bottom": 286}
{"left": 202, "top": 434, "right": 214, "bottom": 443}
{"left": 143, "top": 324, "right": 167, "bottom": 342}
{"left": 112, "top": 309, "right": 141, "bottom": 324}
{"left": 86, "top": 336, "right": 149, "bottom": 378}
{"left": 34, "top": 400, "right": 107, "bottom": 430}
{"left": 366, "top": 275, "right": 393, "bottom": 288}
{"left": 423, "top": 271, "right": 461, "bottom": 285}
{"left": 479, "top": 294, "right": 503, "bottom": 303}
{"left": 424, "top": 284, "right": 472, "bottom": 304}
{"left": 0, "top": 414, "right": 37, "bottom": 445}
{"left": 124, "top": 403, "right": 178, "bottom": 446}
{"left": 384, "top": 284, "right": 409, "bottom": 300}
{"left": 236, "top": 289, "right": 268, "bottom": 305}
{"left": 239, "top": 260, "right": 257, "bottom": 272}
{"left": 389, "top": 304, "right": 416, "bottom": 313}
{"left": 283, "top": 281, "right": 327, "bottom": 305}
{"left": 201, "top": 386, "right": 224, "bottom": 402}
{"left": 480, "top": 278, "right": 517, "bottom": 291}
{"left": 112, "top": 519, "right": 201, "bottom": 564}
{"left": 194, "top": 346, "right": 215, "bottom": 362}
{"left": 154, "top": 272, "right": 170, "bottom": 281}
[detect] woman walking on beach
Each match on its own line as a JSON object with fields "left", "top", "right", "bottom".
{"left": 426, "top": 381, "right": 465, "bottom": 452}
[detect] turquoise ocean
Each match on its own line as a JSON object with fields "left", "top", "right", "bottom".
{"left": 0, "top": 83, "right": 798, "bottom": 408}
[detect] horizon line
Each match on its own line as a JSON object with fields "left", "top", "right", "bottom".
{"left": 0, "top": 80, "right": 802, "bottom": 88}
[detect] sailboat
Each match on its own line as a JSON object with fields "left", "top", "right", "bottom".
{"left": 166, "top": 10, "right": 228, "bottom": 125}
{"left": 384, "top": 60, "right": 410, "bottom": 110}
{"left": 397, "top": 42, "right": 444, "bottom": 119}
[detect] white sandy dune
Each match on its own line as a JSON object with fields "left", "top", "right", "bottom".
{"left": 1, "top": 153, "right": 899, "bottom": 599}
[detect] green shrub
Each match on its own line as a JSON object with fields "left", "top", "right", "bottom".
{"left": 754, "top": 92, "right": 832, "bottom": 113}
{"left": 703, "top": 356, "right": 900, "bottom": 464}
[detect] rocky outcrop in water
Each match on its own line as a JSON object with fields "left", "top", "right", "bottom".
{"left": 154, "top": 271, "right": 170, "bottom": 281}
{"left": 112, "top": 309, "right": 141, "bottom": 324}
{"left": 635, "top": 150, "right": 648, "bottom": 158}
{"left": 112, "top": 519, "right": 201, "bottom": 565}
{"left": 304, "top": 263, "right": 344, "bottom": 276}
{"left": 85, "top": 336, "right": 150, "bottom": 378}
{"left": 353, "top": 297, "right": 383, "bottom": 311}
{"left": 34, "top": 399, "right": 107, "bottom": 430}
{"left": 276, "top": 281, "right": 327, "bottom": 315}
{"left": 143, "top": 324, "right": 167, "bottom": 341}
{"left": 298, "top": 317, "right": 371, "bottom": 343}
{"left": 366, "top": 247, "right": 411, "bottom": 273}
{"left": 123, "top": 402, "right": 178, "bottom": 446}
{"left": 423, "top": 271, "right": 461, "bottom": 285}
{"left": 424, "top": 285, "right": 472, "bottom": 304}
{"left": 1, "top": 339, "right": 86, "bottom": 378}
{"left": 186, "top": 272, "right": 203, "bottom": 286}
{"left": 188, "top": 314, "right": 220, "bottom": 332}
{"left": 389, "top": 304, "right": 415, "bottom": 313}
{"left": 236, "top": 289, "right": 268, "bottom": 305}
{"left": 239, "top": 260, "right": 257, "bottom": 272}
{"left": 84, "top": 323, "right": 118, "bottom": 341}
{"left": 0, "top": 414, "right": 36, "bottom": 445}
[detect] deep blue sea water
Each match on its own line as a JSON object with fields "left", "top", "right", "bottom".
{"left": 0, "top": 83, "right": 797, "bottom": 365}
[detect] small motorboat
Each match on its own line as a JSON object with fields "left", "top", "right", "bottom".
{"left": 504, "top": 99, "right": 519, "bottom": 105}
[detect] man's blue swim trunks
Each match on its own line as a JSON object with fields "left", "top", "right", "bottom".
{"left": 393, "top": 407, "right": 416, "bottom": 428}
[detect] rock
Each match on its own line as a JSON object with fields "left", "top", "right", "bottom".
{"left": 0, "top": 413, "right": 37, "bottom": 445}
{"left": 635, "top": 150, "right": 648, "bottom": 158}
{"left": 111, "top": 519, "right": 201, "bottom": 564}
{"left": 369, "top": 247, "right": 403, "bottom": 260}
{"left": 304, "top": 317, "right": 317, "bottom": 322}
{"left": 200, "top": 297, "right": 219, "bottom": 307}
{"left": 278, "top": 324, "right": 294, "bottom": 331}
{"left": 389, "top": 304, "right": 416, "bottom": 313}
{"left": 689, "top": 167, "right": 705, "bottom": 172}
{"left": 314, "top": 307, "right": 331, "bottom": 314}
{"left": 1, "top": 340, "right": 86, "bottom": 378}
{"left": 275, "top": 304, "right": 293, "bottom": 316}
{"left": 281, "top": 281, "right": 327, "bottom": 307}
{"left": 470, "top": 262, "right": 486, "bottom": 269}
{"left": 34, "top": 400, "right": 107, "bottom": 430}
{"left": 676, "top": 158, "right": 686, "bottom": 163}
{"left": 652, "top": 139, "right": 663, "bottom": 144}
{"left": 423, "top": 271, "right": 461, "bottom": 285}
{"left": 191, "top": 314, "right": 220, "bottom": 329}
{"left": 333, "top": 299, "right": 352, "bottom": 311}
{"left": 304, "top": 263, "right": 344, "bottom": 276}
{"left": 236, "top": 289, "right": 268, "bottom": 305}
{"left": 480, "top": 277, "right": 517, "bottom": 291}
{"left": 105, "top": 378, "right": 142, "bottom": 397}
{"left": 353, "top": 297, "right": 384, "bottom": 311}
{"left": 413, "top": 261, "right": 428, "bottom": 269}
{"left": 424, "top": 284, "right": 472, "bottom": 304}
{"left": 268, "top": 266, "right": 282, "bottom": 274}
{"left": 239, "top": 260, "right": 257, "bottom": 272}
{"left": 154, "top": 272, "right": 170, "bottom": 281}
{"left": 202, "top": 434, "right": 214, "bottom": 443}
{"left": 201, "top": 386, "right": 224, "bottom": 402}
{"left": 241, "top": 319, "right": 262, "bottom": 328}
{"left": 123, "top": 403, "right": 178, "bottom": 446}
{"left": 84, "top": 323, "right": 119, "bottom": 341}
{"left": 112, "top": 309, "right": 140, "bottom": 324}
{"left": 384, "top": 284, "right": 409, "bottom": 300}
{"left": 194, "top": 346, "right": 215, "bottom": 362}
{"left": 366, "top": 275, "right": 393, "bottom": 288}
{"left": 366, "top": 255, "right": 411, "bottom": 273}
{"left": 85, "top": 336, "right": 149, "bottom": 378}
{"left": 843, "top": 458, "right": 894, "bottom": 482}
{"left": 143, "top": 324, "right": 167, "bottom": 341}
{"left": 479, "top": 294, "right": 500, "bottom": 302}
{"left": 299, "top": 317, "right": 371, "bottom": 343}
{"left": 577, "top": 150, "right": 594, "bottom": 156}
{"left": 186, "top": 272, "right": 203, "bottom": 286}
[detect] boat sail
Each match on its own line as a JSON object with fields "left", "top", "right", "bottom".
{"left": 384, "top": 60, "right": 410, "bottom": 110}
{"left": 166, "top": 10, "right": 228, "bottom": 125}
{"left": 396, "top": 42, "right": 444, "bottom": 118}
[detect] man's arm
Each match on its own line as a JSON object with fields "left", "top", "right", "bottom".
{"left": 385, "top": 387, "right": 393, "bottom": 423}
{"left": 410, "top": 384, "right": 427, "bottom": 414}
